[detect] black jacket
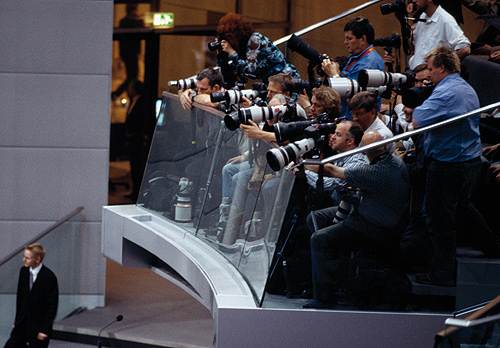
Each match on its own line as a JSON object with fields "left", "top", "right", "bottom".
{"left": 14, "top": 265, "right": 58, "bottom": 339}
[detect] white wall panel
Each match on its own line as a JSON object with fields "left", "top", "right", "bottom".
{"left": 0, "top": 73, "right": 110, "bottom": 148}
{"left": 0, "top": 1, "right": 113, "bottom": 75}
{"left": 0, "top": 148, "right": 108, "bottom": 222}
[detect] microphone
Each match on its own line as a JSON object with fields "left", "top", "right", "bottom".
{"left": 97, "top": 315, "right": 123, "bottom": 348}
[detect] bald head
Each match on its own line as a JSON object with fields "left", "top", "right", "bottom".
{"left": 361, "top": 130, "right": 387, "bottom": 160}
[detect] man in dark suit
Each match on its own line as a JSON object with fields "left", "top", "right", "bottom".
{"left": 5, "top": 243, "right": 58, "bottom": 348}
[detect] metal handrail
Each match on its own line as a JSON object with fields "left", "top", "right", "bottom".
{"left": 302, "top": 101, "right": 500, "bottom": 166}
{"left": 0, "top": 206, "right": 84, "bottom": 267}
{"left": 445, "top": 312, "right": 500, "bottom": 328}
{"left": 273, "top": 0, "right": 385, "bottom": 46}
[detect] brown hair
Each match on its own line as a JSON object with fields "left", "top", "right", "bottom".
{"left": 269, "top": 73, "right": 294, "bottom": 94}
{"left": 312, "top": 86, "right": 341, "bottom": 117}
{"left": 349, "top": 91, "right": 378, "bottom": 112}
{"left": 425, "top": 46, "right": 461, "bottom": 74}
{"left": 25, "top": 243, "right": 46, "bottom": 261}
{"left": 217, "top": 13, "right": 253, "bottom": 55}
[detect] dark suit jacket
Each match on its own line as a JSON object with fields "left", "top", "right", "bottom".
{"left": 14, "top": 265, "right": 58, "bottom": 339}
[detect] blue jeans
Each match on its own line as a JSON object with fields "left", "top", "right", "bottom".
{"left": 221, "top": 161, "right": 252, "bottom": 198}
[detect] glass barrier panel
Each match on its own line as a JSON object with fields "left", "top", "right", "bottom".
{"left": 0, "top": 211, "right": 83, "bottom": 346}
{"left": 138, "top": 92, "right": 296, "bottom": 303}
{"left": 141, "top": 2, "right": 500, "bottom": 311}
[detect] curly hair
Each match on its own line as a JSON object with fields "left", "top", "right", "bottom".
{"left": 217, "top": 13, "right": 254, "bottom": 56}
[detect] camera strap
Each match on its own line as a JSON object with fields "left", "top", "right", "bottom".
{"left": 341, "top": 46, "right": 375, "bottom": 76}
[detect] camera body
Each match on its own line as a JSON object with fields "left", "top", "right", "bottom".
{"left": 273, "top": 113, "right": 341, "bottom": 143}
{"left": 373, "top": 33, "right": 401, "bottom": 49}
{"left": 208, "top": 40, "right": 222, "bottom": 51}
{"left": 401, "top": 86, "right": 435, "bottom": 108}
{"left": 292, "top": 77, "right": 312, "bottom": 93}
{"left": 380, "top": 0, "right": 406, "bottom": 16}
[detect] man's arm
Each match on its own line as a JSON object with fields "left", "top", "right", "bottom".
{"left": 192, "top": 93, "right": 220, "bottom": 109}
{"left": 240, "top": 120, "right": 277, "bottom": 142}
{"left": 179, "top": 89, "right": 195, "bottom": 110}
{"left": 456, "top": 46, "right": 471, "bottom": 60}
{"left": 323, "top": 163, "right": 346, "bottom": 180}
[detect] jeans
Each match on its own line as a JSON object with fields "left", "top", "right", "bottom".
{"left": 425, "top": 156, "right": 498, "bottom": 281}
{"left": 221, "top": 161, "right": 252, "bottom": 198}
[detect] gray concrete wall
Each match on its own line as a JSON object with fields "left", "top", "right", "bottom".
{"left": 0, "top": 0, "right": 113, "bottom": 308}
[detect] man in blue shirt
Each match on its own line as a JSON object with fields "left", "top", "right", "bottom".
{"left": 413, "top": 46, "right": 500, "bottom": 286}
{"left": 321, "top": 17, "right": 385, "bottom": 119}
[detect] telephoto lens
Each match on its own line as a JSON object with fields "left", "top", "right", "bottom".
{"left": 210, "top": 89, "right": 264, "bottom": 104}
{"left": 168, "top": 77, "right": 197, "bottom": 90}
{"left": 266, "top": 138, "right": 316, "bottom": 171}
{"left": 224, "top": 104, "right": 293, "bottom": 131}
{"left": 358, "top": 69, "right": 409, "bottom": 89}
{"left": 323, "top": 77, "right": 362, "bottom": 99}
{"left": 273, "top": 120, "right": 315, "bottom": 143}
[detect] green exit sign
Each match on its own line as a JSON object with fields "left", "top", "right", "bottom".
{"left": 153, "top": 12, "right": 174, "bottom": 27}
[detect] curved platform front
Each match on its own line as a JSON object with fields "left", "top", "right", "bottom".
{"left": 102, "top": 204, "right": 257, "bottom": 314}
{"left": 101, "top": 204, "right": 453, "bottom": 348}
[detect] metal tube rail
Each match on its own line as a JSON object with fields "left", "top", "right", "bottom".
{"left": 0, "top": 206, "right": 84, "bottom": 267}
{"left": 273, "top": 0, "right": 385, "bottom": 46}
{"left": 301, "top": 101, "right": 500, "bottom": 166}
{"left": 445, "top": 312, "right": 500, "bottom": 328}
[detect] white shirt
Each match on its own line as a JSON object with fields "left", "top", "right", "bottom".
{"left": 409, "top": 5, "right": 471, "bottom": 69}
{"left": 31, "top": 263, "right": 43, "bottom": 283}
{"left": 366, "top": 117, "right": 396, "bottom": 153}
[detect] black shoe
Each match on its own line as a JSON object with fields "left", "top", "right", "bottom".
{"left": 303, "top": 300, "right": 337, "bottom": 309}
{"left": 300, "top": 289, "right": 313, "bottom": 299}
{"left": 415, "top": 273, "right": 455, "bottom": 287}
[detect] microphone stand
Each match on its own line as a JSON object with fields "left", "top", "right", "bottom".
{"left": 97, "top": 315, "right": 123, "bottom": 348}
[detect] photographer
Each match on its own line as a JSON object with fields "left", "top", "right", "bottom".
{"left": 299, "top": 86, "right": 341, "bottom": 120}
{"left": 412, "top": 46, "right": 500, "bottom": 286}
{"left": 215, "top": 13, "right": 299, "bottom": 85}
{"left": 349, "top": 91, "right": 396, "bottom": 153}
{"left": 320, "top": 17, "right": 385, "bottom": 119}
{"left": 305, "top": 120, "right": 368, "bottom": 206}
{"left": 239, "top": 74, "right": 307, "bottom": 141}
{"left": 408, "top": 0, "right": 471, "bottom": 70}
{"left": 303, "top": 131, "right": 410, "bottom": 309}
{"left": 211, "top": 75, "right": 306, "bottom": 237}
{"left": 178, "top": 68, "right": 231, "bottom": 110}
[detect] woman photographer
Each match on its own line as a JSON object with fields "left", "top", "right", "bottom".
{"left": 216, "top": 13, "right": 299, "bottom": 85}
